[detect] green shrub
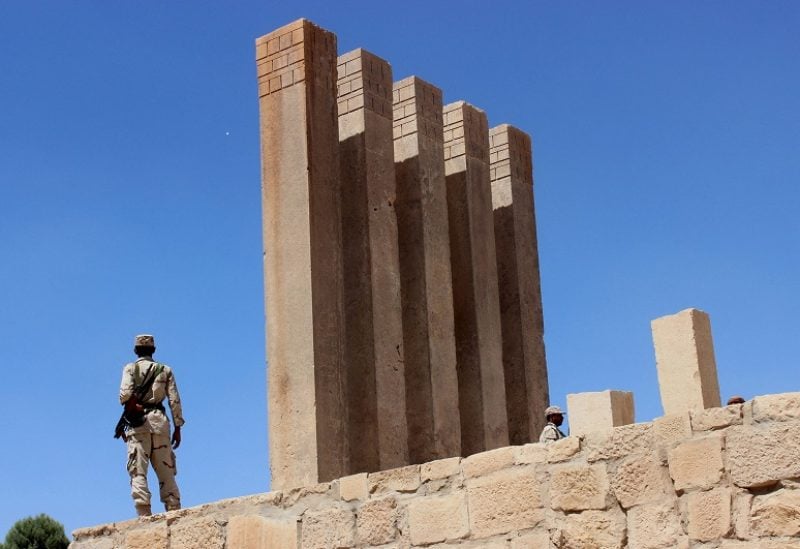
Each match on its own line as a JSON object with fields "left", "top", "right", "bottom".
{"left": 2, "top": 514, "right": 69, "bottom": 549}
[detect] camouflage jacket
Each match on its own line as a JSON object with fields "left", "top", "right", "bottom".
{"left": 119, "top": 357, "right": 185, "bottom": 434}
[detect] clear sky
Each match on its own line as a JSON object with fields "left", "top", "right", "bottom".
{"left": 0, "top": 0, "right": 797, "bottom": 539}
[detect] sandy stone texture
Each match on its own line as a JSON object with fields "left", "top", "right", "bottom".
{"left": 357, "top": 497, "right": 398, "bottom": 545}
{"left": 407, "top": 493, "right": 469, "bottom": 545}
{"left": 368, "top": 464, "right": 420, "bottom": 494}
{"left": 749, "top": 488, "right": 800, "bottom": 537}
{"left": 466, "top": 466, "right": 544, "bottom": 538}
{"left": 653, "top": 412, "right": 692, "bottom": 448}
{"left": 686, "top": 487, "right": 731, "bottom": 541}
{"left": 510, "top": 530, "right": 551, "bottom": 548}
{"left": 549, "top": 463, "right": 610, "bottom": 511}
{"left": 339, "top": 473, "right": 368, "bottom": 502}
{"left": 585, "top": 422, "right": 653, "bottom": 462}
{"left": 626, "top": 499, "right": 683, "bottom": 549}
{"left": 691, "top": 405, "right": 743, "bottom": 431}
{"left": 667, "top": 434, "right": 724, "bottom": 490}
{"left": 553, "top": 507, "right": 626, "bottom": 549}
{"left": 611, "top": 452, "right": 672, "bottom": 508}
{"left": 515, "top": 442, "right": 547, "bottom": 465}
{"left": 123, "top": 523, "right": 168, "bottom": 549}
{"left": 546, "top": 436, "right": 581, "bottom": 463}
{"left": 226, "top": 516, "right": 299, "bottom": 549}
{"left": 301, "top": 508, "right": 356, "bottom": 549}
{"left": 751, "top": 392, "right": 800, "bottom": 423}
{"left": 169, "top": 517, "right": 224, "bottom": 549}
{"left": 421, "top": 456, "right": 461, "bottom": 481}
{"left": 727, "top": 422, "right": 800, "bottom": 488}
{"left": 567, "top": 390, "right": 634, "bottom": 435}
{"left": 461, "top": 446, "right": 515, "bottom": 478}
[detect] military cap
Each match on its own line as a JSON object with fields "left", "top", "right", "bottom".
{"left": 544, "top": 405, "right": 565, "bottom": 417}
{"left": 134, "top": 334, "right": 156, "bottom": 347}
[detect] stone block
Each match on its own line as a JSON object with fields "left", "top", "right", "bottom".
{"left": 444, "top": 100, "right": 508, "bottom": 456}
{"left": 515, "top": 442, "right": 547, "bottom": 465}
{"left": 124, "top": 524, "right": 168, "bottom": 549}
{"left": 749, "top": 489, "right": 800, "bottom": 537}
{"left": 393, "top": 76, "right": 461, "bottom": 464}
{"left": 626, "top": 499, "right": 683, "bottom": 549}
{"left": 567, "top": 390, "right": 635, "bottom": 435}
{"left": 467, "top": 466, "right": 544, "bottom": 538}
{"left": 546, "top": 435, "right": 581, "bottom": 463}
{"left": 421, "top": 456, "right": 461, "bottom": 481}
{"left": 368, "top": 464, "right": 420, "bottom": 494}
{"left": 667, "top": 434, "right": 724, "bottom": 490}
{"left": 170, "top": 517, "right": 224, "bottom": 549}
{"left": 732, "top": 491, "right": 753, "bottom": 539}
{"left": 490, "top": 124, "right": 548, "bottom": 446}
{"left": 751, "top": 392, "right": 800, "bottom": 423}
{"left": 510, "top": 530, "right": 551, "bottom": 548}
{"left": 721, "top": 541, "right": 800, "bottom": 549}
{"left": 552, "top": 507, "right": 626, "bottom": 549}
{"left": 727, "top": 422, "right": 800, "bottom": 488}
{"left": 691, "top": 405, "right": 743, "bottom": 431}
{"left": 461, "top": 446, "right": 515, "bottom": 478}
{"left": 653, "top": 413, "right": 692, "bottom": 448}
{"left": 549, "top": 463, "right": 610, "bottom": 511}
{"left": 339, "top": 473, "right": 368, "bottom": 502}
{"left": 686, "top": 487, "right": 731, "bottom": 541}
{"left": 301, "top": 508, "right": 355, "bottom": 549}
{"left": 585, "top": 422, "right": 654, "bottom": 462}
{"left": 357, "top": 497, "right": 398, "bottom": 545}
{"left": 407, "top": 493, "right": 469, "bottom": 545}
{"left": 651, "top": 308, "right": 721, "bottom": 415}
{"left": 227, "top": 516, "right": 299, "bottom": 549}
{"left": 611, "top": 452, "right": 672, "bottom": 509}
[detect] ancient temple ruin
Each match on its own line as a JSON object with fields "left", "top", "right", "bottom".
{"left": 70, "top": 19, "right": 800, "bottom": 549}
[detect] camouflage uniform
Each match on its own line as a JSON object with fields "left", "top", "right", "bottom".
{"left": 538, "top": 405, "right": 566, "bottom": 443}
{"left": 119, "top": 335, "right": 185, "bottom": 513}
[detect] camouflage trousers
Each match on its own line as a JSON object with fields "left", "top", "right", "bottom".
{"left": 126, "top": 430, "right": 180, "bottom": 509}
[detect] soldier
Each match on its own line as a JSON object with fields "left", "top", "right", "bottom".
{"left": 119, "top": 334, "right": 184, "bottom": 516}
{"left": 539, "top": 405, "right": 566, "bottom": 442}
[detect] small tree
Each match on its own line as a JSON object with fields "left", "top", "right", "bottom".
{"left": 2, "top": 514, "right": 69, "bottom": 549}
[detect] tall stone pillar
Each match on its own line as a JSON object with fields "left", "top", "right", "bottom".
{"left": 651, "top": 308, "right": 722, "bottom": 415}
{"left": 337, "top": 49, "right": 408, "bottom": 472}
{"left": 443, "top": 102, "right": 509, "bottom": 455}
{"left": 489, "top": 125, "right": 549, "bottom": 444}
{"left": 256, "top": 19, "right": 346, "bottom": 489}
{"left": 393, "top": 76, "right": 461, "bottom": 463}
{"left": 566, "top": 390, "right": 635, "bottom": 435}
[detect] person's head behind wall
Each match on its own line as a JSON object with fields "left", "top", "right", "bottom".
{"left": 544, "top": 405, "right": 565, "bottom": 427}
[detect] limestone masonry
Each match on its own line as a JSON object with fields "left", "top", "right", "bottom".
{"left": 70, "top": 18, "right": 800, "bottom": 548}
{"left": 72, "top": 392, "right": 800, "bottom": 548}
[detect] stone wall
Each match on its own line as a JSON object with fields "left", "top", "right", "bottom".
{"left": 71, "top": 392, "right": 800, "bottom": 548}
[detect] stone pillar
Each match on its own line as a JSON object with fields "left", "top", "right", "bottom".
{"left": 337, "top": 49, "right": 408, "bottom": 472}
{"left": 566, "top": 390, "right": 635, "bottom": 435}
{"left": 393, "top": 76, "right": 461, "bottom": 463}
{"left": 489, "top": 124, "right": 549, "bottom": 445}
{"left": 443, "top": 101, "right": 509, "bottom": 455}
{"left": 651, "top": 308, "right": 722, "bottom": 415}
{"left": 256, "top": 19, "right": 346, "bottom": 489}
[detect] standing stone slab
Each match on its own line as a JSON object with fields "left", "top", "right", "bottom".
{"left": 567, "top": 390, "right": 635, "bottom": 435}
{"left": 393, "top": 76, "right": 461, "bottom": 463}
{"left": 338, "top": 49, "right": 408, "bottom": 473}
{"left": 651, "top": 308, "right": 721, "bottom": 415}
{"left": 257, "top": 19, "right": 346, "bottom": 489}
{"left": 489, "top": 124, "right": 549, "bottom": 444}
{"left": 444, "top": 101, "right": 508, "bottom": 455}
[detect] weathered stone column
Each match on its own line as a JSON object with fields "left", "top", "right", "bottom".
{"left": 393, "top": 76, "right": 461, "bottom": 463}
{"left": 338, "top": 49, "right": 408, "bottom": 472}
{"left": 489, "top": 124, "right": 549, "bottom": 445}
{"left": 443, "top": 102, "right": 509, "bottom": 455}
{"left": 566, "top": 390, "right": 635, "bottom": 435}
{"left": 256, "top": 19, "right": 346, "bottom": 489}
{"left": 651, "top": 308, "right": 722, "bottom": 415}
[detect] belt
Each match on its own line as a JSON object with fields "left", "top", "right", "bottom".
{"left": 142, "top": 402, "right": 166, "bottom": 414}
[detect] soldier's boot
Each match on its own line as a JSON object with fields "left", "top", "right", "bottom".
{"left": 165, "top": 503, "right": 181, "bottom": 512}
{"left": 135, "top": 504, "right": 152, "bottom": 517}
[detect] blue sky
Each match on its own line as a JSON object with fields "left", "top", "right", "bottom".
{"left": 0, "top": 1, "right": 797, "bottom": 539}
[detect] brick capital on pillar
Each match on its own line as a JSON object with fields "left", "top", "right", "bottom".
{"left": 489, "top": 124, "right": 549, "bottom": 445}
{"left": 443, "top": 101, "right": 509, "bottom": 456}
{"left": 566, "top": 390, "right": 635, "bottom": 435}
{"left": 337, "top": 48, "right": 409, "bottom": 472}
{"left": 651, "top": 308, "right": 722, "bottom": 415}
{"left": 257, "top": 19, "right": 346, "bottom": 489}
{"left": 393, "top": 76, "right": 462, "bottom": 463}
